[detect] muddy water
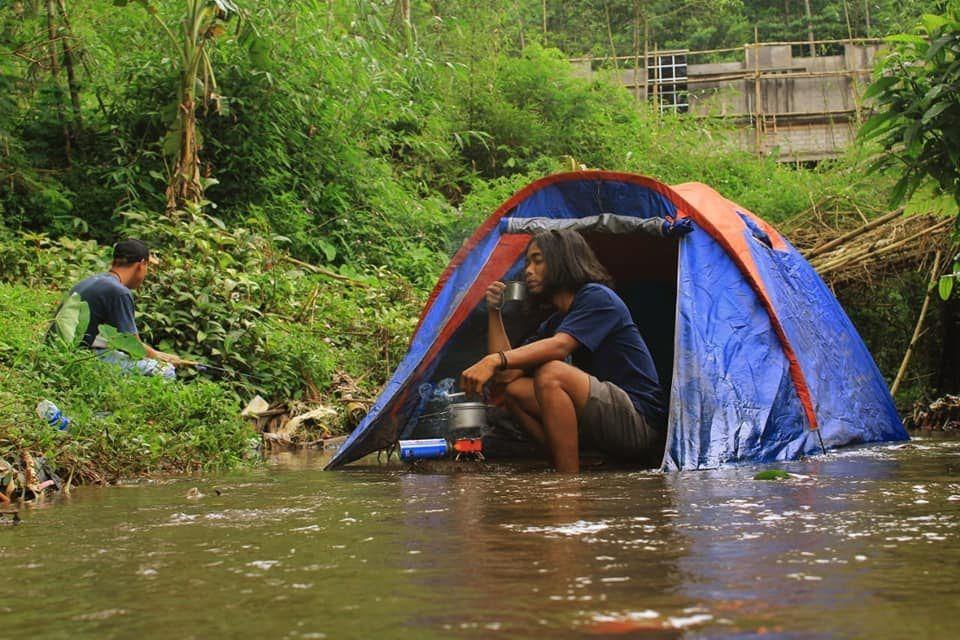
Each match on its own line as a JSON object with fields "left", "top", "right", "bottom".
{"left": 2, "top": 438, "right": 960, "bottom": 639}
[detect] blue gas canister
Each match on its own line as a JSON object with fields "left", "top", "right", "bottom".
{"left": 399, "top": 438, "right": 450, "bottom": 461}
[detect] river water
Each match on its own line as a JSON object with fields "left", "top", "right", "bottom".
{"left": 2, "top": 437, "right": 960, "bottom": 639}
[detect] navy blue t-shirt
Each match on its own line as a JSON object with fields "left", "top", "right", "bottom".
{"left": 69, "top": 273, "right": 138, "bottom": 347}
{"left": 526, "top": 283, "right": 666, "bottom": 426}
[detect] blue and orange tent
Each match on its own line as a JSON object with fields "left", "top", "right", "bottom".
{"left": 326, "top": 171, "right": 907, "bottom": 470}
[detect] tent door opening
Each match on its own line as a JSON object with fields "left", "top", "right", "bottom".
{"left": 583, "top": 232, "right": 679, "bottom": 402}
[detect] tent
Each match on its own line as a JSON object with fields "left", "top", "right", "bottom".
{"left": 326, "top": 171, "right": 907, "bottom": 470}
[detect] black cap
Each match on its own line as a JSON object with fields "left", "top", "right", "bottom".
{"left": 112, "top": 238, "right": 150, "bottom": 263}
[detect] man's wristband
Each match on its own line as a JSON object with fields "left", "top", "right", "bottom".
{"left": 496, "top": 350, "right": 508, "bottom": 370}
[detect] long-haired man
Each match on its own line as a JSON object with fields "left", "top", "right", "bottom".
{"left": 460, "top": 229, "right": 666, "bottom": 472}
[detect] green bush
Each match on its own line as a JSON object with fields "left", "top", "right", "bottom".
{"left": 0, "top": 282, "right": 256, "bottom": 479}
{"left": 0, "top": 207, "right": 428, "bottom": 404}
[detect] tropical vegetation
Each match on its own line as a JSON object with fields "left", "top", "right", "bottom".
{"left": 0, "top": 0, "right": 954, "bottom": 485}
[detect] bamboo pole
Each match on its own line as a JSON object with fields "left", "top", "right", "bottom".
{"left": 542, "top": 0, "right": 547, "bottom": 41}
{"left": 642, "top": 17, "right": 649, "bottom": 101}
{"left": 56, "top": 0, "right": 81, "bottom": 126}
{"left": 691, "top": 107, "right": 862, "bottom": 121}
{"left": 566, "top": 38, "right": 884, "bottom": 64}
{"left": 891, "top": 251, "right": 943, "bottom": 396}
{"left": 813, "top": 218, "right": 952, "bottom": 274}
{"left": 281, "top": 255, "right": 368, "bottom": 287}
{"left": 682, "top": 68, "right": 873, "bottom": 86}
{"left": 632, "top": 0, "right": 640, "bottom": 100}
{"left": 653, "top": 42, "right": 659, "bottom": 112}
{"left": 753, "top": 27, "right": 762, "bottom": 157}
{"left": 45, "top": 0, "right": 71, "bottom": 164}
{"left": 603, "top": 0, "right": 619, "bottom": 71}
{"left": 805, "top": 208, "right": 904, "bottom": 258}
{"left": 803, "top": 0, "right": 816, "bottom": 57}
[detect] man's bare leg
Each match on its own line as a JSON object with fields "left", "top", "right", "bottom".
{"left": 533, "top": 361, "right": 591, "bottom": 473}
{"left": 504, "top": 377, "right": 548, "bottom": 444}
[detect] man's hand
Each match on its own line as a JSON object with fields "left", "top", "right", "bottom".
{"left": 150, "top": 349, "right": 187, "bottom": 366}
{"left": 486, "top": 281, "right": 507, "bottom": 312}
{"left": 460, "top": 354, "right": 500, "bottom": 397}
{"left": 152, "top": 351, "right": 178, "bottom": 365}
{"left": 661, "top": 217, "right": 694, "bottom": 237}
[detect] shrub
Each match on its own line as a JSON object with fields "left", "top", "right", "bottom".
{"left": 0, "top": 282, "right": 256, "bottom": 479}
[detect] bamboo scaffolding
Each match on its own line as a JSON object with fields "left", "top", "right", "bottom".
{"left": 791, "top": 208, "right": 951, "bottom": 299}
{"left": 566, "top": 37, "right": 884, "bottom": 64}
{"left": 689, "top": 108, "right": 860, "bottom": 120}
{"left": 576, "top": 35, "right": 883, "bottom": 161}
{"left": 752, "top": 30, "right": 762, "bottom": 157}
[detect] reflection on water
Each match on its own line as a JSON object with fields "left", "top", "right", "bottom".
{"left": 1, "top": 439, "right": 959, "bottom": 639}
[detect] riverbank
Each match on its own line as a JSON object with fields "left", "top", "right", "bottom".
{"left": 1, "top": 0, "right": 953, "bottom": 493}
{"left": 0, "top": 282, "right": 256, "bottom": 493}
{"left": 1, "top": 210, "right": 953, "bottom": 498}
{"left": 0, "top": 245, "right": 425, "bottom": 497}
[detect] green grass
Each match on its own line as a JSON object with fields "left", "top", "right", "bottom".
{"left": 0, "top": 282, "right": 257, "bottom": 482}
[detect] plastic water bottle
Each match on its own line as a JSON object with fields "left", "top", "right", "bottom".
{"left": 36, "top": 400, "right": 70, "bottom": 431}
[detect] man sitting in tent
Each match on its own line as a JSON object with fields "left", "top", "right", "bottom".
{"left": 460, "top": 229, "right": 666, "bottom": 473}
{"left": 50, "top": 238, "right": 186, "bottom": 378}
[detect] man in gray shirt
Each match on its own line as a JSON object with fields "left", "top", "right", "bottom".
{"left": 66, "top": 239, "right": 185, "bottom": 375}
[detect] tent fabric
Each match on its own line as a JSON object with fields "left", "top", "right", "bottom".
{"left": 325, "top": 171, "right": 907, "bottom": 470}
{"left": 504, "top": 213, "right": 667, "bottom": 236}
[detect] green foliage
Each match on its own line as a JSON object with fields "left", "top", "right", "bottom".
{"left": 505, "top": 0, "right": 938, "bottom": 58}
{"left": 0, "top": 206, "right": 426, "bottom": 404}
{"left": 0, "top": 231, "right": 108, "bottom": 286}
{"left": 0, "top": 0, "right": 911, "bottom": 261}
{"left": 0, "top": 0, "right": 953, "bottom": 481}
{"left": 113, "top": 0, "right": 262, "bottom": 208}
{"left": 859, "top": 3, "right": 960, "bottom": 213}
{"left": 0, "top": 282, "right": 257, "bottom": 478}
{"left": 940, "top": 254, "right": 960, "bottom": 300}
{"left": 96, "top": 324, "right": 147, "bottom": 359}
{"left": 48, "top": 292, "right": 90, "bottom": 348}
{"left": 120, "top": 207, "right": 275, "bottom": 388}
{"left": 754, "top": 469, "right": 791, "bottom": 480}
{"left": 840, "top": 271, "right": 943, "bottom": 406}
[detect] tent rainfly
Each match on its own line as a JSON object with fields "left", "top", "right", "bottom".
{"left": 326, "top": 171, "right": 907, "bottom": 470}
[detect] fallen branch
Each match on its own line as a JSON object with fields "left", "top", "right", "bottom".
{"left": 280, "top": 255, "right": 368, "bottom": 287}
{"left": 909, "top": 394, "right": 960, "bottom": 430}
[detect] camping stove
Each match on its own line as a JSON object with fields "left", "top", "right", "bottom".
{"left": 452, "top": 437, "right": 484, "bottom": 461}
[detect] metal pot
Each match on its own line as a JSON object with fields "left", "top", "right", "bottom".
{"left": 449, "top": 402, "right": 488, "bottom": 433}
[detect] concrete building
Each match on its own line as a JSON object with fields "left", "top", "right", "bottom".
{"left": 571, "top": 41, "right": 881, "bottom": 163}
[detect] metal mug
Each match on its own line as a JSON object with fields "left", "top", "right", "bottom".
{"left": 503, "top": 280, "right": 527, "bottom": 303}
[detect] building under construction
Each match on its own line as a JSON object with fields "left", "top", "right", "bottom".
{"left": 570, "top": 39, "right": 881, "bottom": 163}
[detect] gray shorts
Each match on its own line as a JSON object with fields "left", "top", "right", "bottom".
{"left": 577, "top": 376, "right": 666, "bottom": 465}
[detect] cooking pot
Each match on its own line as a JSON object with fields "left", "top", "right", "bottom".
{"left": 449, "top": 402, "right": 488, "bottom": 433}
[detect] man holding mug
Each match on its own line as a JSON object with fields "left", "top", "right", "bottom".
{"left": 460, "top": 229, "right": 666, "bottom": 473}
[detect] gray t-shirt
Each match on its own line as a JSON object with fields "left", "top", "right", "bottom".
{"left": 69, "top": 273, "right": 138, "bottom": 347}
